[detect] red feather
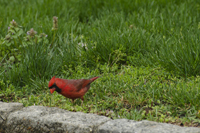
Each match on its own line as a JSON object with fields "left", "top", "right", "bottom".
{"left": 48, "top": 76, "right": 99, "bottom": 105}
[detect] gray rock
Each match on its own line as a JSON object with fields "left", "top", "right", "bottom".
{"left": 0, "top": 101, "right": 24, "bottom": 132}
{"left": 0, "top": 102, "right": 199, "bottom": 133}
{"left": 6, "top": 105, "right": 110, "bottom": 133}
{"left": 98, "top": 119, "right": 200, "bottom": 133}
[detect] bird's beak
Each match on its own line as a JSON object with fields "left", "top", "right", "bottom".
{"left": 50, "top": 88, "right": 56, "bottom": 94}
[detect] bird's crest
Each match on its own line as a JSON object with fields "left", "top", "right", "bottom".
{"left": 48, "top": 76, "right": 56, "bottom": 88}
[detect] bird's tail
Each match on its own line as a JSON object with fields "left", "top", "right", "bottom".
{"left": 90, "top": 76, "right": 99, "bottom": 82}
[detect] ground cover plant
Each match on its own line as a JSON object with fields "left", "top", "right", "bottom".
{"left": 0, "top": 0, "right": 200, "bottom": 127}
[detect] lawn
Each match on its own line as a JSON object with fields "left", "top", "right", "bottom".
{"left": 0, "top": 0, "right": 200, "bottom": 127}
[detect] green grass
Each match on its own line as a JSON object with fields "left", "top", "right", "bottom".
{"left": 1, "top": 66, "right": 200, "bottom": 127}
{"left": 0, "top": 0, "right": 200, "bottom": 127}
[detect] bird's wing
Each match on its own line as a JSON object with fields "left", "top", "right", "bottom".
{"left": 63, "top": 79, "right": 91, "bottom": 92}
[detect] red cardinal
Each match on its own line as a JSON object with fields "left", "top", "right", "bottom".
{"left": 48, "top": 76, "right": 99, "bottom": 105}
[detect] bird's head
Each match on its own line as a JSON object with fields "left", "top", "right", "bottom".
{"left": 48, "top": 76, "right": 56, "bottom": 94}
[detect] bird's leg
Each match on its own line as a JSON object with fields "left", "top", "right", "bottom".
{"left": 71, "top": 99, "right": 74, "bottom": 105}
{"left": 81, "top": 97, "right": 84, "bottom": 107}
{"left": 71, "top": 99, "right": 75, "bottom": 111}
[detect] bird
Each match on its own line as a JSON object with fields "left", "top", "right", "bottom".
{"left": 48, "top": 76, "right": 99, "bottom": 106}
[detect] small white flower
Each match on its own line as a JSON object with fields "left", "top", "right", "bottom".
{"left": 78, "top": 42, "right": 88, "bottom": 50}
